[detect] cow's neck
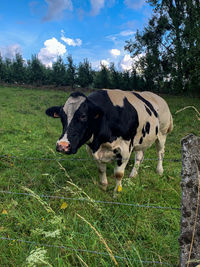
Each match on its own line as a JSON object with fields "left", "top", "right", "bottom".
{"left": 87, "top": 116, "right": 117, "bottom": 153}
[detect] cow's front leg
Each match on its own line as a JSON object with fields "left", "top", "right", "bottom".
{"left": 114, "top": 158, "right": 129, "bottom": 195}
{"left": 96, "top": 162, "right": 108, "bottom": 191}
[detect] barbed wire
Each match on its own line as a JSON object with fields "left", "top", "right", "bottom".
{"left": 0, "top": 154, "right": 181, "bottom": 162}
{"left": 0, "top": 236, "right": 172, "bottom": 266}
{"left": 0, "top": 190, "right": 180, "bottom": 210}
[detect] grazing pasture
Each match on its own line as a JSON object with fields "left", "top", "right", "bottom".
{"left": 0, "top": 86, "right": 199, "bottom": 266}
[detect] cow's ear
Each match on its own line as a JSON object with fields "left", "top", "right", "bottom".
{"left": 88, "top": 101, "right": 103, "bottom": 120}
{"left": 46, "top": 106, "right": 62, "bottom": 118}
{"left": 94, "top": 107, "right": 103, "bottom": 119}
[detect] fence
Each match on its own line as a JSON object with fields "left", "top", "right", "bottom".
{"left": 0, "top": 135, "right": 199, "bottom": 266}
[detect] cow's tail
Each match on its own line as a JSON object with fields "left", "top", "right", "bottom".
{"left": 167, "top": 113, "right": 173, "bottom": 134}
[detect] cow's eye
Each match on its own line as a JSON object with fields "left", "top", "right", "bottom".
{"left": 79, "top": 114, "right": 87, "bottom": 121}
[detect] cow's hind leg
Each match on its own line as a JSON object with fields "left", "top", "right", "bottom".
{"left": 97, "top": 162, "right": 108, "bottom": 190}
{"left": 155, "top": 134, "right": 166, "bottom": 175}
{"left": 129, "top": 150, "right": 144, "bottom": 178}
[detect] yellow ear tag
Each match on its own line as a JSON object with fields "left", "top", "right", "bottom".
{"left": 60, "top": 202, "right": 68, "bottom": 210}
{"left": 117, "top": 185, "right": 122, "bottom": 192}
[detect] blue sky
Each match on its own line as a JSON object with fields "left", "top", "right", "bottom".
{"left": 0, "top": 0, "right": 152, "bottom": 70}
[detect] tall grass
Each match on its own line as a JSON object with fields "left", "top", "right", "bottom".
{"left": 0, "top": 86, "right": 200, "bottom": 266}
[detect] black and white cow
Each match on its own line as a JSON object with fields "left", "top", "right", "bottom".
{"left": 46, "top": 89, "right": 173, "bottom": 193}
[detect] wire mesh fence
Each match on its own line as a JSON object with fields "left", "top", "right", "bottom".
{"left": 0, "top": 153, "right": 181, "bottom": 266}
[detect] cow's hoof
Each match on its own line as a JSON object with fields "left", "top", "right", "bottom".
{"left": 157, "top": 167, "right": 163, "bottom": 175}
{"left": 129, "top": 169, "right": 138, "bottom": 178}
{"left": 99, "top": 183, "right": 108, "bottom": 191}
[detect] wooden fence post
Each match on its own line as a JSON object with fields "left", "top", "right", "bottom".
{"left": 179, "top": 134, "right": 200, "bottom": 267}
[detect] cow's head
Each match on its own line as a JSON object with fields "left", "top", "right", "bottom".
{"left": 46, "top": 92, "right": 103, "bottom": 154}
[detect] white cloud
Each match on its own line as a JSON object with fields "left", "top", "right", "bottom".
{"left": 38, "top": 37, "right": 66, "bottom": 67}
{"left": 120, "top": 53, "right": 144, "bottom": 72}
{"left": 100, "top": 59, "right": 110, "bottom": 68}
{"left": 91, "top": 59, "right": 110, "bottom": 70}
{"left": 124, "top": 0, "right": 145, "bottom": 9}
{"left": 120, "top": 30, "right": 135, "bottom": 36}
{"left": 61, "top": 30, "right": 82, "bottom": 46}
{"left": 110, "top": 49, "right": 121, "bottom": 57}
{"left": 106, "top": 30, "right": 135, "bottom": 46}
{"left": 61, "top": 37, "right": 82, "bottom": 46}
{"left": 43, "top": 0, "right": 73, "bottom": 21}
{"left": 90, "top": 0, "right": 105, "bottom": 16}
{"left": 0, "top": 44, "right": 21, "bottom": 59}
{"left": 120, "top": 54, "right": 133, "bottom": 71}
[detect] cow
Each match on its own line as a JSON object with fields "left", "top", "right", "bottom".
{"left": 46, "top": 89, "right": 173, "bottom": 194}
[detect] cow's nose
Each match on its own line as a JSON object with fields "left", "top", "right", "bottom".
{"left": 56, "top": 141, "right": 70, "bottom": 152}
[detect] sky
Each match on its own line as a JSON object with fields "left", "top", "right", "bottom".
{"left": 0, "top": 0, "right": 153, "bottom": 71}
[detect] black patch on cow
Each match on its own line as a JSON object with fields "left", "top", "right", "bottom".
{"left": 114, "top": 150, "right": 123, "bottom": 166}
{"left": 145, "top": 122, "right": 150, "bottom": 134}
{"left": 155, "top": 126, "right": 158, "bottom": 135}
{"left": 88, "top": 90, "right": 139, "bottom": 153}
{"left": 142, "top": 127, "right": 146, "bottom": 138}
{"left": 145, "top": 105, "right": 152, "bottom": 116}
{"left": 133, "top": 92, "right": 158, "bottom": 117}
{"left": 70, "top": 92, "right": 86, "bottom": 98}
{"left": 139, "top": 136, "right": 143, "bottom": 144}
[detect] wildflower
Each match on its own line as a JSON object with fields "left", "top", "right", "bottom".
{"left": 2, "top": 209, "right": 8, "bottom": 215}
{"left": 26, "top": 247, "right": 52, "bottom": 267}
{"left": 60, "top": 202, "right": 68, "bottom": 210}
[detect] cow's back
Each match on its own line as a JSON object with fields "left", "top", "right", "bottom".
{"left": 138, "top": 91, "right": 173, "bottom": 135}
{"left": 88, "top": 89, "right": 172, "bottom": 149}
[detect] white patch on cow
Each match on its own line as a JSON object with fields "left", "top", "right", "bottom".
{"left": 63, "top": 95, "right": 86, "bottom": 125}
{"left": 58, "top": 95, "right": 86, "bottom": 144}
{"left": 57, "top": 133, "right": 69, "bottom": 145}
{"left": 92, "top": 138, "right": 131, "bottom": 163}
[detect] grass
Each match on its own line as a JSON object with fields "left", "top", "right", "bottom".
{"left": 0, "top": 86, "right": 199, "bottom": 266}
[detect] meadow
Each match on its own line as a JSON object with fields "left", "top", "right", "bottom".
{"left": 0, "top": 86, "right": 199, "bottom": 266}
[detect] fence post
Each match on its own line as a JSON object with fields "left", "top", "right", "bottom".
{"left": 179, "top": 134, "right": 200, "bottom": 267}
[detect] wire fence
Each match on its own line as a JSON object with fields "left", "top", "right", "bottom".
{"left": 0, "top": 236, "right": 172, "bottom": 266}
{"left": 0, "top": 153, "right": 180, "bottom": 266}
{"left": 0, "top": 153, "right": 181, "bottom": 162}
{"left": 0, "top": 190, "right": 180, "bottom": 211}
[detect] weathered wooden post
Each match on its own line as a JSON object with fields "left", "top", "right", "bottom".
{"left": 179, "top": 134, "right": 200, "bottom": 267}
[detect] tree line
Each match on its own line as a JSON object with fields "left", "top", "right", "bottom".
{"left": 0, "top": 0, "right": 199, "bottom": 94}
{"left": 0, "top": 53, "right": 145, "bottom": 91}
{"left": 125, "top": 0, "right": 200, "bottom": 94}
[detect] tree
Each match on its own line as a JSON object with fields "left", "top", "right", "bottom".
{"left": 12, "top": 53, "right": 26, "bottom": 84}
{"left": 0, "top": 54, "right": 6, "bottom": 83}
{"left": 125, "top": 0, "right": 200, "bottom": 94}
{"left": 66, "top": 55, "right": 76, "bottom": 89}
{"left": 77, "top": 59, "right": 93, "bottom": 88}
{"left": 109, "top": 63, "right": 121, "bottom": 89}
{"left": 120, "top": 71, "right": 131, "bottom": 91}
{"left": 28, "top": 55, "right": 46, "bottom": 85}
{"left": 4, "top": 58, "right": 13, "bottom": 83}
{"left": 93, "top": 63, "right": 110, "bottom": 89}
{"left": 52, "top": 57, "right": 66, "bottom": 86}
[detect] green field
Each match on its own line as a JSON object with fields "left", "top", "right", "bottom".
{"left": 0, "top": 86, "right": 199, "bottom": 266}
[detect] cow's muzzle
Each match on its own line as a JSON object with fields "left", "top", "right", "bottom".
{"left": 56, "top": 141, "right": 71, "bottom": 153}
